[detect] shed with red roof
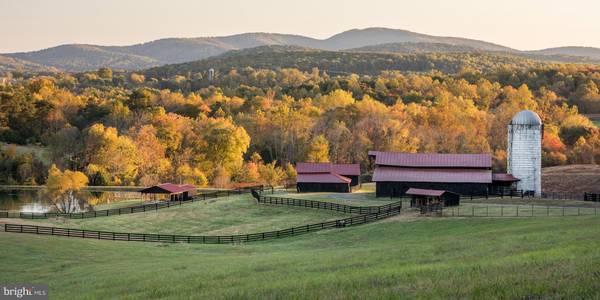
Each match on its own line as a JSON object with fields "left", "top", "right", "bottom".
{"left": 140, "top": 183, "right": 197, "bottom": 201}
{"left": 295, "top": 162, "right": 360, "bottom": 193}
{"left": 296, "top": 162, "right": 361, "bottom": 186}
{"left": 405, "top": 188, "right": 460, "bottom": 207}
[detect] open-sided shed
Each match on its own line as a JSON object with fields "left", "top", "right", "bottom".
{"left": 140, "top": 183, "right": 197, "bottom": 201}
{"left": 406, "top": 188, "right": 460, "bottom": 207}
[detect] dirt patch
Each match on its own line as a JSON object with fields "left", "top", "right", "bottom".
{"left": 542, "top": 164, "right": 600, "bottom": 194}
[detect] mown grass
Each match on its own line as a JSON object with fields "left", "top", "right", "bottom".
{"left": 12, "top": 194, "right": 348, "bottom": 235}
{"left": 443, "top": 202, "right": 600, "bottom": 217}
{"left": 278, "top": 183, "right": 400, "bottom": 206}
{"left": 1, "top": 216, "right": 600, "bottom": 299}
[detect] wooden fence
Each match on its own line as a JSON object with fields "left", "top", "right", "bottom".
{"left": 0, "top": 198, "right": 402, "bottom": 244}
{"left": 257, "top": 194, "right": 403, "bottom": 215}
{"left": 443, "top": 204, "right": 599, "bottom": 217}
{"left": 0, "top": 185, "right": 264, "bottom": 219}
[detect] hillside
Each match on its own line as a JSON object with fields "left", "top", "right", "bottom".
{"left": 349, "top": 42, "right": 482, "bottom": 54}
{"left": 143, "top": 45, "right": 544, "bottom": 78}
{"left": 531, "top": 47, "right": 600, "bottom": 60}
{"left": 8, "top": 44, "right": 161, "bottom": 72}
{"left": 0, "top": 54, "right": 57, "bottom": 74}
{"left": 4, "top": 27, "right": 600, "bottom": 72}
{"left": 350, "top": 42, "right": 600, "bottom": 64}
{"left": 542, "top": 164, "right": 600, "bottom": 194}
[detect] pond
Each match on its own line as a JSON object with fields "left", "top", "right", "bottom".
{"left": 0, "top": 188, "right": 143, "bottom": 213}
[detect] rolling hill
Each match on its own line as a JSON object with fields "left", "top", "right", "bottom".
{"left": 3, "top": 27, "right": 600, "bottom": 72}
{"left": 143, "top": 45, "right": 544, "bottom": 78}
{"left": 349, "top": 42, "right": 600, "bottom": 64}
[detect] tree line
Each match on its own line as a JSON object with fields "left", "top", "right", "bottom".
{"left": 1, "top": 63, "right": 599, "bottom": 186}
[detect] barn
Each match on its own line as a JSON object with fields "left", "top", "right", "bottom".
{"left": 295, "top": 162, "right": 361, "bottom": 193}
{"left": 369, "top": 151, "right": 493, "bottom": 197}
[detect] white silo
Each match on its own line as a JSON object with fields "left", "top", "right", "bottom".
{"left": 507, "top": 110, "right": 543, "bottom": 196}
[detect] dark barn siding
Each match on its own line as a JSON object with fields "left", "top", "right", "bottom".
{"left": 376, "top": 182, "right": 488, "bottom": 197}
{"left": 345, "top": 175, "right": 360, "bottom": 187}
{"left": 297, "top": 182, "right": 351, "bottom": 193}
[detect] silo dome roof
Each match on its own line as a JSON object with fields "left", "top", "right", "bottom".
{"left": 510, "top": 110, "right": 542, "bottom": 125}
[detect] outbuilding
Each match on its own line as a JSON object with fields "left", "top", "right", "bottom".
{"left": 406, "top": 188, "right": 460, "bottom": 207}
{"left": 490, "top": 173, "right": 520, "bottom": 195}
{"left": 296, "top": 173, "right": 352, "bottom": 193}
{"left": 296, "top": 163, "right": 361, "bottom": 186}
{"left": 140, "top": 183, "right": 197, "bottom": 201}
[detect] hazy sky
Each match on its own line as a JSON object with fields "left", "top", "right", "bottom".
{"left": 1, "top": 0, "right": 600, "bottom": 53}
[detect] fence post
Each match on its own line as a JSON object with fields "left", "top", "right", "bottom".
{"left": 517, "top": 206, "right": 519, "bottom": 217}
{"left": 531, "top": 204, "right": 534, "bottom": 217}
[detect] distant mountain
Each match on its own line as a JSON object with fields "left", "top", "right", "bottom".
{"left": 8, "top": 44, "right": 161, "bottom": 72}
{"left": 320, "top": 28, "right": 513, "bottom": 52}
{"left": 349, "top": 42, "right": 482, "bottom": 54}
{"left": 350, "top": 42, "right": 600, "bottom": 64}
{"left": 0, "top": 54, "right": 57, "bottom": 74}
{"left": 529, "top": 47, "right": 600, "bottom": 60}
{"left": 2, "top": 28, "right": 600, "bottom": 72}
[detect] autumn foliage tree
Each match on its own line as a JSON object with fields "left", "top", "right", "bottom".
{"left": 44, "top": 164, "right": 88, "bottom": 213}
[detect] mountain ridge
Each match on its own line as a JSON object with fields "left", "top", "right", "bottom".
{"left": 2, "top": 27, "right": 600, "bottom": 73}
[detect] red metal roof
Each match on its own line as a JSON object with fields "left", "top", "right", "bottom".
{"left": 140, "top": 183, "right": 196, "bottom": 194}
{"left": 405, "top": 188, "right": 450, "bottom": 197}
{"left": 372, "top": 166, "right": 492, "bottom": 183}
{"left": 296, "top": 162, "right": 360, "bottom": 176}
{"left": 296, "top": 173, "right": 352, "bottom": 184}
{"left": 492, "top": 173, "right": 520, "bottom": 182}
{"left": 372, "top": 152, "right": 492, "bottom": 168}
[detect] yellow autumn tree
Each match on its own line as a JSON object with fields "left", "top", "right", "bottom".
{"left": 45, "top": 164, "right": 88, "bottom": 213}
{"left": 306, "top": 135, "right": 330, "bottom": 163}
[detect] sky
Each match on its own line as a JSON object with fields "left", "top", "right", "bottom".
{"left": 1, "top": 0, "right": 600, "bottom": 53}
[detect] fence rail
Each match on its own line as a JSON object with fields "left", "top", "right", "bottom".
{"left": 443, "top": 204, "right": 599, "bottom": 218}
{"left": 0, "top": 185, "right": 264, "bottom": 220}
{"left": 0, "top": 203, "right": 401, "bottom": 244}
{"left": 257, "top": 194, "right": 403, "bottom": 215}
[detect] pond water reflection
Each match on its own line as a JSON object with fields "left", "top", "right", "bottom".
{"left": 0, "top": 188, "right": 142, "bottom": 213}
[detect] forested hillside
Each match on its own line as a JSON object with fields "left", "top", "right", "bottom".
{"left": 1, "top": 52, "right": 600, "bottom": 186}
{"left": 143, "top": 46, "right": 545, "bottom": 77}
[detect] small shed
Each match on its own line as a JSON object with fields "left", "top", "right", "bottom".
{"left": 296, "top": 173, "right": 352, "bottom": 193}
{"left": 296, "top": 162, "right": 361, "bottom": 186}
{"left": 406, "top": 188, "right": 460, "bottom": 207}
{"left": 490, "top": 173, "right": 520, "bottom": 195}
{"left": 140, "top": 183, "right": 197, "bottom": 201}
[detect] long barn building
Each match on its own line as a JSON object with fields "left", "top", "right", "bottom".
{"left": 295, "top": 162, "right": 361, "bottom": 193}
{"left": 369, "top": 151, "right": 494, "bottom": 197}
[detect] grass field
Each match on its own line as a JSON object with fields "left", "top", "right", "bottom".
{"left": 2, "top": 185, "right": 600, "bottom": 299}
{"left": 277, "top": 184, "right": 400, "bottom": 206}
{"left": 9, "top": 194, "right": 348, "bottom": 235}
{"left": 1, "top": 216, "right": 600, "bottom": 299}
